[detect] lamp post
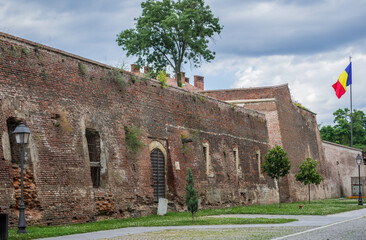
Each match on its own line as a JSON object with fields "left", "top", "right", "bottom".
{"left": 13, "top": 122, "right": 31, "bottom": 234}
{"left": 356, "top": 154, "right": 363, "bottom": 206}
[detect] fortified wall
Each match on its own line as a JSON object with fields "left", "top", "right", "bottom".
{"left": 0, "top": 33, "right": 278, "bottom": 226}
{"left": 203, "top": 86, "right": 364, "bottom": 202}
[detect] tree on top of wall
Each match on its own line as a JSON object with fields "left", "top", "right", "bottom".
{"left": 262, "top": 145, "right": 291, "bottom": 208}
{"left": 116, "top": 0, "right": 223, "bottom": 87}
{"left": 295, "top": 157, "right": 324, "bottom": 204}
{"left": 185, "top": 168, "right": 198, "bottom": 221}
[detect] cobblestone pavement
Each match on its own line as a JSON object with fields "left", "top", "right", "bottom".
{"left": 273, "top": 216, "right": 366, "bottom": 240}
{"left": 106, "top": 227, "right": 314, "bottom": 240}
{"left": 36, "top": 208, "right": 366, "bottom": 240}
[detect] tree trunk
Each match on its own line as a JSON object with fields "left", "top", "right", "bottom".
{"left": 278, "top": 178, "right": 281, "bottom": 208}
{"left": 177, "top": 71, "right": 182, "bottom": 87}
{"left": 308, "top": 184, "right": 311, "bottom": 204}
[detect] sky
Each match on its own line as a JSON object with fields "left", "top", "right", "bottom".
{"left": 1, "top": 0, "right": 366, "bottom": 126}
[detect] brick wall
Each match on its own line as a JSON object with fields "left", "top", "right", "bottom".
{"left": 0, "top": 33, "right": 277, "bottom": 226}
{"left": 203, "top": 85, "right": 364, "bottom": 202}
{"left": 323, "top": 141, "right": 364, "bottom": 197}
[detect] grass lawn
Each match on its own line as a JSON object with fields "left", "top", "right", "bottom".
{"left": 197, "top": 198, "right": 366, "bottom": 216}
{"left": 8, "top": 198, "right": 364, "bottom": 240}
{"left": 8, "top": 215, "right": 295, "bottom": 240}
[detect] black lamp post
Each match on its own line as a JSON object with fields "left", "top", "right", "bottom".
{"left": 13, "top": 122, "right": 31, "bottom": 234}
{"left": 356, "top": 154, "right": 363, "bottom": 206}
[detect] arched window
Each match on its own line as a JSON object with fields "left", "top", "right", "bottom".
{"left": 150, "top": 148, "right": 165, "bottom": 202}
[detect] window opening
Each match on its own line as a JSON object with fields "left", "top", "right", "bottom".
{"left": 256, "top": 150, "right": 262, "bottom": 177}
{"left": 202, "top": 143, "right": 212, "bottom": 177}
{"left": 86, "top": 129, "right": 101, "bottom": 188}
{"left": 233, "top": 147, "right": 239, "bottom": 175}
{"left": 7, "top": 117, "right": 22, "bottom": 164}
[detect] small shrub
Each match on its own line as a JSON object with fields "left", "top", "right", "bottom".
{"left": 294, "top": 101, "right": 310, "bottom": 111}
{"left": 191, "top": 94, "right": 197, "bottom": 102}
{"left": 157, "top": 70, "right": 168, "bottom": 88}
{"left": 185, "top": 168, "right": 198, "bottom": 222}
{"left": 217, "top": 103, "right": 221, "bottom": 111}
{"left": 5, "top": 45, "right": 19, "bottom": 57}
{"left": 78, "top": 62, "right": 88, "bottom": 77}
{"left": 35, "top": 44, "right": 41, "bottom": 52}
{"left": 197, "top": 95, "right": 206, "bottom": 103}
{"left": 125, "top": 125, "right": 144, "bottom": 159}
{"left": 131, "top": 76, "right": 139, "bottom": 84}
{"left": 143, "top": 71, "right": 155, "bottom": 81}
{"left": 110, "top": 68, "right": 127, "bottom": 89}
{"left": 21, "top": 48, "right": 30, "bottom": 56}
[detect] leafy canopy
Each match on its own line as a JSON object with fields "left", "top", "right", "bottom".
{"left": 262, "top": 145, "right": 291, "bottom": 208}
{"left": 116, "top": 0, "right": 223, "bottom": 85}
{"left": 262, "top": 145, "right": 291, "bottom": 180}
{"left": 295, "top": 158, "right": 324, "bottom": 186}
{"left": 320, "top": 108, "right": 366, "bottom": 149}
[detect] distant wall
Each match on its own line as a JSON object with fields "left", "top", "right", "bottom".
{"left": 203, "top": 85, "right": 365, "bottom": 202}
{"left": 322, "top": 141, "right": 363, "bottom": 197}
{"left": 0, "top": 32, "right": 277, "bottom": 226}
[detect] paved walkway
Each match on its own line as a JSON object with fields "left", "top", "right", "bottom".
{"left": 36, "top": 208, "right": 366, "bottom": 240}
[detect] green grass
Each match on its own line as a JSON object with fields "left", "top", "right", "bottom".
{"left": 8, "top": 198, "right": 364, "bottom": 239}
{"left": 196, "top": 198, "right": 365, "bottom": 216}
{"left": 8, "top": 213, "right": 295, "bottom": 240}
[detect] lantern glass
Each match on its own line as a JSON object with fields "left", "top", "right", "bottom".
{"left": 356, "top": 154, "right": 362, "bottom": 166}
{"left": 13, "top": 122, "right": 31, "bottom": 144}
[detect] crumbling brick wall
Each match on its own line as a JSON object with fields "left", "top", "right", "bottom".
{"left": 0, "top": 33, "right": 277, "bottom": 226}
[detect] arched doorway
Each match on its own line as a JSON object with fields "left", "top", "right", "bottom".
{"left": 150, "top": 148, "right": 165, "bottom": 202}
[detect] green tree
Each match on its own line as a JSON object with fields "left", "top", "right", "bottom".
{"left": 295, "top": 158, "right": 324, "bottom": 204}
{"left": 185, "top": 168, "right": 198, "bottom": 221}
{"left": 320, "top": 108, "right": 366, "bottom": 149}
{"left": 116, "top": 0, "right": 223, "bottom": 87}
{"left": 262, "top": 145, "right": 291, "bottom": 208}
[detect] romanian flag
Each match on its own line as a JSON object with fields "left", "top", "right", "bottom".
{"left": 332, "top": 63, "right": 352, "bottom": 99}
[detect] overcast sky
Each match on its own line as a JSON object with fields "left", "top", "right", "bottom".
{"left": 1, "top": 0, "right": 366, "bottom": 126}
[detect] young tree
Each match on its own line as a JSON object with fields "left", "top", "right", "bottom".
{"left": 295, "top": 158, "right": 324, "bottom": 204}
{"left": 185, "top": 168, "right": 198, "bottom": 221}
{"left": 262, "top": 145, "right": 291, "bottom": 208}
{"left": 116, "top": 0, "right": 223, "bottom": 86}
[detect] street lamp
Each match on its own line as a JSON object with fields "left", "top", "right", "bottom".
{"left": 13, "top": 122, "right": 31, "bottom": 234}
{"left": 356, "top": 154, "right": 363, "bottom": 206}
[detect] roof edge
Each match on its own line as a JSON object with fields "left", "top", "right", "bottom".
{"left": 322, "top": 140, "right": 362, "bottom": 152}
{"left": 200, "top": 83, "right": 289, "bottom": 93}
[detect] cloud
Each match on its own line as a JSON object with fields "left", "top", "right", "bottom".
{"left": 196, "top": 50, "right": 366, "bottom": 125}
{"left": 1, "top": 0, "right": 365, "bottom": 126}
{"left": 209, "top": 0, "right": 366, "bottom": 56}
{"left": 0, "top": 0, "right": 141, "bottom": 65}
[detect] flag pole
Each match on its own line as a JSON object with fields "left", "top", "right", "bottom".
{"left": 350, "top": 56, "right": 353, "bottom": 147}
